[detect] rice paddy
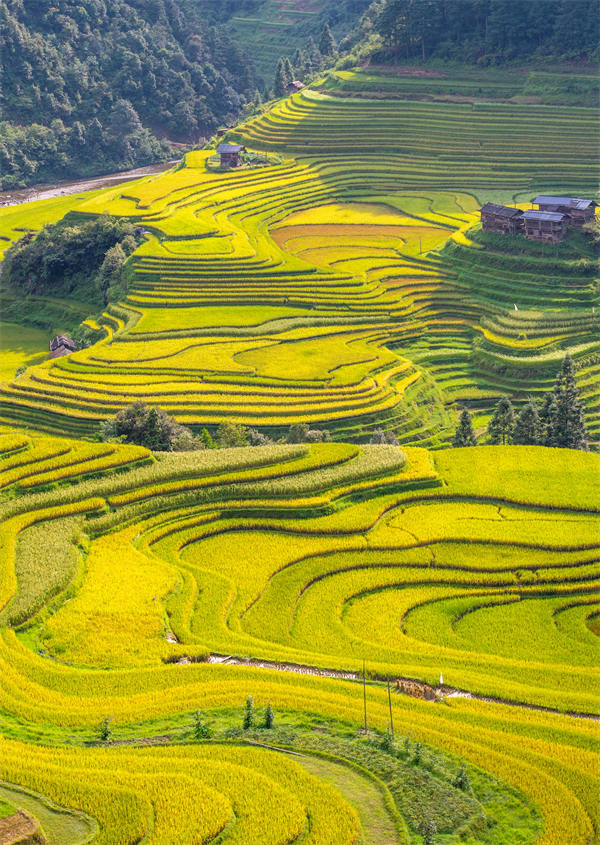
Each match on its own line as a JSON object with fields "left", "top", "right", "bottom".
{"left": 0, "top": 67, "right": 597, "bottom": 844}
{"left": 0, "top": 432, "right": 597, "bottom": 843}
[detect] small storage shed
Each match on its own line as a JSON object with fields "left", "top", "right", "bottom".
{"left": 49, "top": 335, "right": 76, "bottom": 359}
{"left": 217, "top": 143, "right": 246, "bottom": 167}
{"left": 533, "top": 196, "right": 597, "bottom": 227}
{"left": 480, "top": 202, "right": 524, "bottom": 234}
{"left": 287, "top": 80, "right": 304, "bottom": 94}
{"left": 522, "top": 210, "right": 568, "bottom": 243}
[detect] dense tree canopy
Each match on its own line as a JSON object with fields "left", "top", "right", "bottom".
{"left": 103, "top": 401, "right": 201, "bottom": 451}
{"left": 0, "top": 0, "right": 258, "bottom": 187}
{"left": 359, "top": 0, "right": 598, "bottom": 63}
{"left": 1, "top": 215, "right": 142, "bottom": 305}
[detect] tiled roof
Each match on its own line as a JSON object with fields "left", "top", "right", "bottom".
{"left": 534, "top": 196, "right": 596, "bottom": 210}
{"left": 217, "top": 144, "right": 244, "bottom": 154}
{"left": 523, "top": 210, "right": 566, "bottom": 222}
{"left": 480, "top": 202, "right": 523, "bottom": 219}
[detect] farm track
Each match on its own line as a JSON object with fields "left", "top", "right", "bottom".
{"left": 207, "top": 653, "right": 600, "bottom": 722}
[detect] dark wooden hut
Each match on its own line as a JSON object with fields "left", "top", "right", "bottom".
{"left": 480, "top": 202, "right": 524, "bottom": 235}
{"left": 217, "top": 143, "right": 246, "bottom": 167}
{"left": 287, "top": 80, "right": 304, "bottom": 94}
{"left": 522, "top": 210, "right": 568, "bottom": 243}
{"left": 533, "top": 196, "right": 597, "bottom": 227}
{"left": 49, "top": 335, "right": 76, "bottom": 359}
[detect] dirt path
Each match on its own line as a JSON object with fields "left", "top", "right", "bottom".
{"left": 294, "top": 754, "right": 402, "bottom": 845}
{"left": 207, "top": 653, "right": 600, "bottom": 721}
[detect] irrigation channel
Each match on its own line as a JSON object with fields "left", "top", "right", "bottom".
{"left": 0, "top": 160, "right": 179, "bottom": 208}
{"left": 207, "top": 653, "right": 600, "bottom": 722}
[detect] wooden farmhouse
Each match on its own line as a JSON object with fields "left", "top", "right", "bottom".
{"left": 522, "top": 210, "right": 568, "bottom": 243}
{"left": 217, "top": 143, "right": 245, "bottom": 167}
{"left": 533, "top": 196, "right": 597, "bottom": 227}
{"left": 287, "top": 80, "right": 304, "bottom": 94}
{"left": 49, "top": 335, "right": 76, "bottom": 359}
{"left": 480, "top": 202, "right": 524, "bottom": 234}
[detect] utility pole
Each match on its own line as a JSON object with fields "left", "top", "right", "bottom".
{"left": 363, "top": 659, "right": 367, "bottom": 733}
{"left": 387, "top": 678, "right": 394, "bottom": 738}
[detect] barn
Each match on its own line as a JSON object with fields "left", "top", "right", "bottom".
{"left": 522, "top": 210, "right": 568, "bottom": 243}
{"left": 480, "top": 202, "right": 524, "bottom": 234}
{"left": 217, "top": 143, "right": 246, "bottom": 167}
{"left": 533, "top": 196, "right": 597, "bottom": 227}
{"left": 49, "top": 335, "right": 76, "bottom": 359}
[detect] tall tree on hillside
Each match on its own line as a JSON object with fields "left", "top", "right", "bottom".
{"left": 488, "top": 397, "right": 515, "bottom": 445}
{"left": 274, "top": 57, "right": 288, "bottom": 98}
{"left": 539, "top": 391, "right": 559, "bottom": 446}
{"left": 319, "top": 22, "right": 337, "bottom": 56}
{"left": 283, "top": 56, "right": 294, "bottom": 84}
{"left": 293, "top": 47, "right": 304, "bottom": 75}
{"left": 408, "top": 0, "right": 440, "bottom": 60}
{"left": 511, "top": 400, "right": 541, "bottom": 445}
{"left": 375, "top": 0, "right": 412, "bottom": 59}
{"left": 453, "top": 409, "right": 477, "bottom": 447}
{"left": 551, "top": 354, "right": 588, "bottom": 450}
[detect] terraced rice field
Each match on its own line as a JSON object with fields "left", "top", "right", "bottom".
{"left": 0, "top": 433, "right": 598, "bottom": 843}
{"left": 0, "top": 68, "right": 597, "bottom": 844}
{"left": 0, "top": 70, "right": 597, "bottom": 444}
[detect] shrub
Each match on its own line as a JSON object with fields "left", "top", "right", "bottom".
{"left": 370, "top": 428, "right": 399, "bottom": 446}
{"left": 193, "top": 710, "right": 212, "bottom": 740}
{"left": 98, "top": 717, "right": 112, "bottom": 742}
{"left": 101, "top": 402, "right": 202, "bottom": 452}
{"left": 217, "top": 422, "right": 248, "bottom": 448}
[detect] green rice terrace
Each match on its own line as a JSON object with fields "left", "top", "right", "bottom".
{"left": 0, "top": 66, "right": 598, "bottom": 845}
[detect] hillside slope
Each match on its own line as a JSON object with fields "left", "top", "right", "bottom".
{"left": 0, "top": 68, "right": 597, "bottom": 444}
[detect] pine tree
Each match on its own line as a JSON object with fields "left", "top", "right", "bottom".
{"left": 293, "top": 47, "right": 304, "bottom": 74}
{"left": 452, "top": 409, "right": 476, "bottom": 447}
{"left": 488, "top": 397, "right": 515, "bottom": 445}
{"left": 274, "top": 58, "right": 287, "bottom": 98}
{"left": 263, "top": 703, "right": 275, "bottom": 729}
{"left": 512, "top": 400, "right": 541, "bottom": 445}
{"left": 539, "top": 391, "right": 559, "bottom": 446}
{"left": 283, "top": 57, "right": 294, "bottom": 85}
{"left": 243, "top": 695, "right": 254, "bottom": 729}
{"left": 552, "top": 354, "right": 588, "bottom": 450}
{"left": 319, "top": 22, "right": 336, "bottom": 57}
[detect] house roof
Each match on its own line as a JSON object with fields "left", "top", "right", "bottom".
{"left": 534, "top": 196, "right": 597, "bottom": 210}
{"left": 217, "top": 144, "right": 245, "bottom": 154}
{"left": 288, "top": 80, "right": 304, "bottom": 90}
{"left": 50, "top": 334, "right": 75, "bottom": 350}
{"left": 523, "top": 210, "right": 566, "bottom": 223}
{"left": 480, "top": 202, "right": 523, "bottom": 219}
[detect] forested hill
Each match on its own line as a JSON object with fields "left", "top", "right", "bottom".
{"left": 347, "top": 0, "right": 599, "bottom": 64}
{"left": 0, "top": 0, "right": 258, "bottom": 189}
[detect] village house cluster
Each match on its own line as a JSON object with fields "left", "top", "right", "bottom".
{"left": 480, "top": 196, "right": 597, "bottom": 243}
